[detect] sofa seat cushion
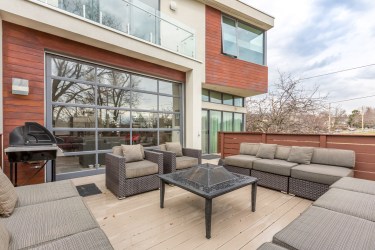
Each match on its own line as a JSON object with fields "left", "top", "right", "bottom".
{"left": 257, "top": 242, "right": 288, "bottom": 250}
{"left": 330, "top": 177, "right": 375, "bottom": 195}
{"left": 224, "top": 155, "right": 260, "bottom": 169}
{"left": 2, "top": 197, "right": 98, "bottom": 250}
{"left": 0, "top": 222, "right": 9, "bottom": 250}
{"left": 253, "top": 159, "right": 298, "bottom": 176}
{"left": 0, "top": 171, "right": 18, "bottom": 217}
{"left": 291, "top": 164, "right": 353, "bottom": 185}
{"left": 273, "top": 206, "right": 375, "bottom": 250}
{"left": 15, "top": 180, "right": 79, "bottom": 208}
{"left": 125, "top": 160, "right": 158, "bottom": 178}
{"left": 27, "top": 228, "right": 113, "bottom": 250}
{"left": 314, "top": 188, "right": 375, "bottom": 222}
{"left": 176, "top": 156, "right": 198, "bottom": 170}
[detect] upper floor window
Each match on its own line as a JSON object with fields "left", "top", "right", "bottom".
{"left": 222, "top": 15, "right": 264, "bottom": 65}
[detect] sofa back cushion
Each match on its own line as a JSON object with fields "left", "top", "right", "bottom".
{"left": 112, "top": 146, "right": 123, "bottom": 156}
{"left": 121, "top": 144, "right": 145, "bottom": 163}
{"left": 312, "top": 148, "right": 355, "bottom": 168}
{"left": 287, "top": 146, "right": 314, "bottom": 164}
{"left": 166, "top": 142, "right": 183, "bottom": 157}
{"left": 275, "top": 146, "right": 292, "bottom": 160}
{"left": 256, "top": 144, "right": 277, "bottom": 159}
{"left": 239, "top": 143, "right": 260, "bottom": 156}
{"left": 0, "top": 222, "right": 9, "bottom": 250}
{"left": 0, "top": 170, "right": 18, "bottom": 217}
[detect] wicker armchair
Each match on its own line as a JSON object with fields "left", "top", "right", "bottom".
{"left": 105, "top": 150, "right": 163, "bottom": 199}
{"left": 152, "top": 146, "right": 202, "bottom": 174}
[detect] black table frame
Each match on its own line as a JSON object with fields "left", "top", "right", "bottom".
{"left": 159, "top": 172, "right": 257, "bottom": 239}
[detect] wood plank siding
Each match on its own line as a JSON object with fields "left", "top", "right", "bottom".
{"left": 219, "top": 132, "right": 375, "bottom": 181}
{"left": 2, "top": 22, "right": 185, "bottom": 185}
{"left": 205, "top": 6, "right": 268, "bottom": 95}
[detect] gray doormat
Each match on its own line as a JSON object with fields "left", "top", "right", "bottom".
{"left": 202, "top": 154, "right": 221, "bottom": 160}
{"left": 76, "top": 183, "right": 102, "bottom": 197}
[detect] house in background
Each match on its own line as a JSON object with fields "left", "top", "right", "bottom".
{"left": 0, "top": 0, "right": 273, "bottom": 183}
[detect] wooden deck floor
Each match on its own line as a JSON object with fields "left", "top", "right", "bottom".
{"left": 72, "top": 174, "right": 312, "bottom": 250}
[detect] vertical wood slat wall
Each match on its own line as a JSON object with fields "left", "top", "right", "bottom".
{"left": 218, "top": 132, "right": 375, "bottom": 181}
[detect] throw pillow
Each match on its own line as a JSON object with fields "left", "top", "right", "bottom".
{"left": 166, "top": 142, "right": 183, "bottom": 157}
{"left": 0, "top": 170, "right": 18, "bottom": 217}
{"left": 159, "top": 144, "right": 167, "bottom": 151}
{"left": 239, "top": 143, "right": 260, "bottom": 156}
{"left": 287, "top": 146, "right": 314, "bottom": 164}
{"left": 121, "top": 144, "right": 144, "bottom": 163}
{"left": 275, "top": 146, "right": 291, "bottom": 160}
{"left": 112, "top": 146, "right": 123, "bottom": 156}
{"left": 256, "top": 144, "right": 277, "bottom": 159}
{"left": 0, "top": 222, "right": 10, "bottom": 250}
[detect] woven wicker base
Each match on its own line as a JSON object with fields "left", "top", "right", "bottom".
{"left": 251, "top": 170, "right": 289, "bottom": 193}
{"left": 223, "top": 165, "right": 251, "bottom": 176}
{"left": 289, "top": 177, "right": 329, "bottom": 201}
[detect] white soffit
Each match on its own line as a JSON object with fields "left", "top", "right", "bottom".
{"left": 196, "top": 0, "right": 274, "bottom": 30}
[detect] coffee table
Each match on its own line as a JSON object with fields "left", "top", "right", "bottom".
{"left": 158, "top": 163, "right": 258, "bottom": 239}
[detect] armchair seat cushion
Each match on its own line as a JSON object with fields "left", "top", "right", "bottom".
{"left": 125, "top": 160, "right": 159, "bottom": 179}
{"left": 224, "top": 155, "right": 260, "bottom": 169}
{"left": 176, "top": 156, "right": 199, "bottom": 170}
{"left": 253, "top": 159, "right": 298, "bottom": 176}
{"left": 291, "top": 164, "right": 353, "bottom": 185}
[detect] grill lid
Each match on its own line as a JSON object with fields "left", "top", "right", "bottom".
{"left": 9, "top": 122, "right": 57, "bottom": 146}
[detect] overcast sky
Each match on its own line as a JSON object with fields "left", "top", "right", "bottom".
{"left": 242, "top": 0, "right": 375, "bottom": 113}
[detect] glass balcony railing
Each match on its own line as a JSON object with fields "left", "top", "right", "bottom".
{"left": 38, "top": 0, "right": 196, "bottom": 58}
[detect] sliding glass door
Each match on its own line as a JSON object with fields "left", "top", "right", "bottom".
{"left": 202, "top": 110, "right": 245, "bottom": 154}
{"left": 201, "top": 110, "right": 209, "bottom": 154}
{"left": 209, "top": 111, "right": 222, "bottom": 153}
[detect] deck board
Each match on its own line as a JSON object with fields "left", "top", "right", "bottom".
{"left": 71, "top": 174, "right": 312, "bottom": 250}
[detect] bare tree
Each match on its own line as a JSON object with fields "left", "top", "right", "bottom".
{"left": 364, "top": 107, "right": 375, "bottom": 128}
{"left": 246, "top": 72, "right": 328, "bottom": 133}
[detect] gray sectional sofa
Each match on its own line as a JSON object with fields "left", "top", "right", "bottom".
{"left": 223, "top": 143, "right": 355, "bottom": 200}
{"left": 258, "top": 177, "right": 375, "bottom": 250}
{"left": 0, "top": 177, "right": 113, "bottom": 250}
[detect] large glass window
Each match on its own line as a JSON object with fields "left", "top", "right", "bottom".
{"left": 202, "top": 89, "right": 244, "bottom": 107}
{"left": 47, "top": 55, "right": 182, "bottom": 175}
{"left": 222, "top": 15, "right": 265, "bottom": 65}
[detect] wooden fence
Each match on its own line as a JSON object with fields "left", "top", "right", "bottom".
{"left": 218, "top": 132, "right": 375, "bottom": 181}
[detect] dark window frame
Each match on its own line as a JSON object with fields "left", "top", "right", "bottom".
{"left": 202, "top": 89, "right": 244, "bottom": 107}
{"left": 221, "top": 14, "right": 265, "bottom": 65}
